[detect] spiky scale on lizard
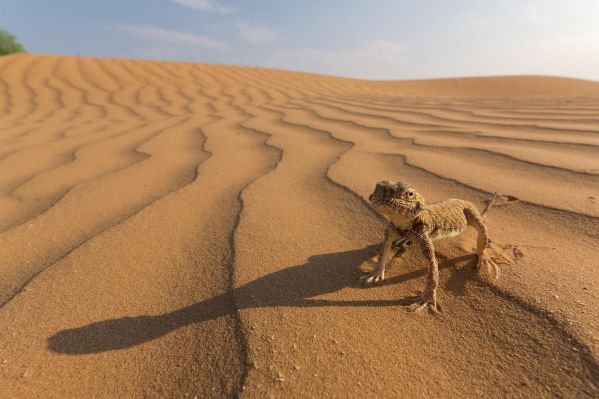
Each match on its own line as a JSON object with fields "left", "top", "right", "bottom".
{"left": 361, "top": 180, "right": 500, "bottom": 313}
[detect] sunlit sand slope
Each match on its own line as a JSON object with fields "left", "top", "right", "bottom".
{"left": 0, "top": 54, "right": 598, "bottom": 398}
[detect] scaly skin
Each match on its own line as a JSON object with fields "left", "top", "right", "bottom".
{"left": 361, "top": 181, "right": 500, "bottom": 313}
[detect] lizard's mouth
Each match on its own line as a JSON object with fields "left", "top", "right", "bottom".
{"left": 368, "top": 194, "right": 384, "bottom": 206}
{"left": 369, "top": 195, "right": 395, "bottom": 212}
{"left": 369, "top": 195, "right": 416, "bottom": 215}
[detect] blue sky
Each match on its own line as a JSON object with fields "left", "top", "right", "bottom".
{"left": 1, "top": 0, "right": 599, "bottom": 80}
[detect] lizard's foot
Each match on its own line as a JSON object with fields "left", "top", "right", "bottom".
{"left": 477, "top": 254, "right": 501, "bottom": 282}
{"left": 391, "top": 240, "right": 410, "bottom": 259}
{"left": 408, "top": 291, "right": 440, "bottom": 314}
{"left": 392, "top": 237, "right": 411, "bottom": 249}
{"left": 359, "top": 268, "right": 385, "bottom": 284}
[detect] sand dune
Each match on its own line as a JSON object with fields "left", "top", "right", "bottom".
{"left": 0, "top": 53, "right": 598, "bottom": 398}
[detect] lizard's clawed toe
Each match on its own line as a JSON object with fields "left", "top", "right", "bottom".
{"left": 477, "top": 255, "right": 501, "bottom": 282}
{"left": 408, "top": 293, "right": 441, "bottom": 314}
{"left": 359, "top": 270, "right": 385, "bottom": 284}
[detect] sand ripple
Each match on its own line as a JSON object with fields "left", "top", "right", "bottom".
{"left": 0, "top": 54, "right": 598, "bottom": 398}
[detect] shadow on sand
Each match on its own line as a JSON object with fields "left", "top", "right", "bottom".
{"left": 47, "top": 244, "right": 472, "bottom": 354}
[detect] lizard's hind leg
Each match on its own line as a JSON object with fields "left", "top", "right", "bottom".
{"left": 464, "top": 208, "right": 500, "bottom": 281}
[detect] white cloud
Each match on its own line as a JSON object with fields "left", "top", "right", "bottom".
{"left": 169, "top": 0, "right": 234, "bottom": 13}
{"left": 445, "top": 34, "right": 599, "bottom": 81}
{"left": 138, "top": 47, "right": 209, "bottom": 61}
{"left": 519, "top": 35, "right": 599, "bottom": 79}
{"left": 525, "top": 4, "right": 551, "bottom": 24}
{"left": 266, "top": 40, "right": 406, "bottom": 79}
{"left": 116, "top": 24, "right": 227, "bottom": 51}
{"left": 237, "top": 23, "right": 278, "bottom": 44}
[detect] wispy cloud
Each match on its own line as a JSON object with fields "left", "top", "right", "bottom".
{"left": 266, "top": 40, "right": 406, "bottom": 79}
{"left": 525, "top": 4, "right": 551, "bottom": 24}
{"left": 445, "top": 34, "right": 599, "bottom": 80}
{"left": 237, "top": 23, "right": 278, "bottom": 44}
{"left": 169, "top": 0, "right": 234, "bottom": 13}
{"left": 116, "top": 24, "right": 227, "bottom": 51}
{"left": 519, "top": 34, "right": 599, "bottom": 78}
{"left": 139, "top": 47, "right": 210, "bottom": 61}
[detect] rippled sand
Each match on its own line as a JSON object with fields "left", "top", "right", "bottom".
{"left": 0, "top": 54, "right": 598, "bottom": 398}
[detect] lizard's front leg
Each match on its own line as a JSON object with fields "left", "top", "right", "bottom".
{"left": 360, "top": 223, "right": 399, "bottom": 284}
{"left": 409, "top": 228, "right": 440, "bottom": 313}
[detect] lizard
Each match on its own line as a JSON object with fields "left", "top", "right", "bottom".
{"left": 361, "top": 180, "right": 500, "bottom": 313}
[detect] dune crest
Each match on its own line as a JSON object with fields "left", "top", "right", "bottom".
{"left": 0, "top": 54, "right": 598, "bottom": 398}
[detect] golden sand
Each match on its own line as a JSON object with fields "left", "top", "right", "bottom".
{"left": 0, "top": 54, "right": 598, "bottom": 397}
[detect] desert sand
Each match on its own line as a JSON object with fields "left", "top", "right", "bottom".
{"left": 0, "top": 53, "right": 598, "bottom": 398}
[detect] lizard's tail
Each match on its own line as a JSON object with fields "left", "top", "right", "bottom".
{"left": 480, "top": 192, "right": 498, "bottom": 220}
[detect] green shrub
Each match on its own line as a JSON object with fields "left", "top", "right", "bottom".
{"left": 0, "top": 29, "right": 25, "bottom": 56}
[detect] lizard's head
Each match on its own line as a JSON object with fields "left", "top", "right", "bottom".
{"left": 369, "top": 180, "right": 426, "bottom": 217}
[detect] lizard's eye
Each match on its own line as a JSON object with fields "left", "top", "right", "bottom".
{"left": 407, "top": 191, "right": 414, "bottom": 197}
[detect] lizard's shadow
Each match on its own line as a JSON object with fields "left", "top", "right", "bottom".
{"left": 47, "top": 244, "right": 468, "bottom": 355}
